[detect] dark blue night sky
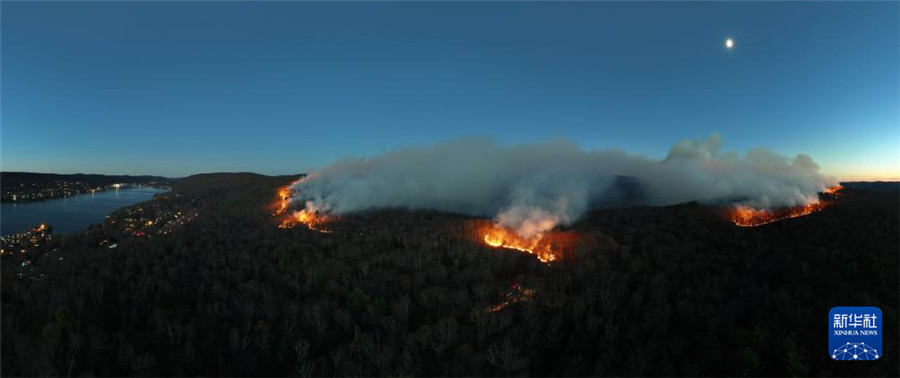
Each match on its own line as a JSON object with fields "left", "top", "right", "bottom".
{"left": 2, "top": 1, "right": 897, "bottom": 179}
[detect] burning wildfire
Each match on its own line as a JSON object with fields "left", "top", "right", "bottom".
{"left": 823, "top": 185, "right": 844, "bottom": 197}
{"left": 275, "top": 186, "right": 292, "bottom": 215}
{"left": 274, "top": 181, "right": 334, "bottom": 233}
{"left": 726, "top": 202, "right": 827, "bottom": 227}
{"left": 481, "top": 224, "right": 575, "bottom": 263}
{"left": 279, "top": 209, "right": 334, "bottom": 233}
{"left": 725, "top": 185, "right": 844, "bottom": 227}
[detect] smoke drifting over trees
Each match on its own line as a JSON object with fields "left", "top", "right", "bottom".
{"left": 290, "top": 134, "right": 835, "bottom": 238}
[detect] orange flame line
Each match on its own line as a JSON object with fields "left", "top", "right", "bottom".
{"left": 481, "top": 224, "right": 573, "bottom": 263}
{"left": 725, "top": 186, "right": 843, "bottom": 227}
{"left": 823, "top": 185, "right": 844, "bottom": 197}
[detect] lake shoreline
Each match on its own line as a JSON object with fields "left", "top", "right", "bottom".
{"left": 0, "top": 184, "right": 172, "bottom": 204}
{"left": 0, "top": 186, "right": 170, "bottom": 236}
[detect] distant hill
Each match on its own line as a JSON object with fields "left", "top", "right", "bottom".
{"left": 173, "top": 172, "right": 303, "bottom": 196}
{"left": 172, "top": 172, "right": 304, "bottom": 209}
{"left": 1, "top": 172, "right": 171, "bottom": 187}
{"left": 841, "top": 181, "right": 900, "bottom": 193}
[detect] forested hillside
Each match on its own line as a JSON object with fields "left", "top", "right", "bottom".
{"left": 2, "top": 173, "right": 897, "bottom": 376}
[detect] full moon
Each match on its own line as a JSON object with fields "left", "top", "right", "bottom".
{"left": 725, "top": 38, "right": 734, "bottom": 49}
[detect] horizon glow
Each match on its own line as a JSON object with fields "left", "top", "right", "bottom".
{"left": 1, "top": 2, "right": 897, "bottom": 181}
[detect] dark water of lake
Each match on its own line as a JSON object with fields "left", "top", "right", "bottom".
{"left": 0, "top": 186, "right": 169, "bottom": 235}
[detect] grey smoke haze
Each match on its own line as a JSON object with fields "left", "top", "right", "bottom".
{"left": 289, "top": 134, "right": 836, "bottom": 238}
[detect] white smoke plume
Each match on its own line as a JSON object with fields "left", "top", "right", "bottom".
{"left": 289, "top": 134, "right": 836, "bottom": 238}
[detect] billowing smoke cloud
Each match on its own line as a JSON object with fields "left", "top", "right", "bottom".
{"left": 289, "top": 134, "right": 836, "bottom": 238}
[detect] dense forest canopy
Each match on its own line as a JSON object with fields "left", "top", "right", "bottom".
{"left": 2, "top": 173, "right": 897, "bottom": 376}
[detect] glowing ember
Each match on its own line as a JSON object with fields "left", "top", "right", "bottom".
{"left": 488, "top": 283, "right": 536, "bottom": 313}
{"left": 725, "top": 185, "right": 843, "bottom": 227}
{"left": 481, "top": 224, "right": 574, "bottom": 263}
